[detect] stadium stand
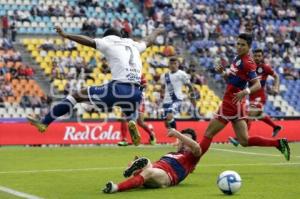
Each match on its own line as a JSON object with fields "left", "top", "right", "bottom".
{"left": 0, "top": 0, "right": 299, "bottom": 119}
{"left": 0, "top": 38, "right": 49, "bottom": 118}
{"left": 0, "top": 0, "right": 144, "bottom": 36}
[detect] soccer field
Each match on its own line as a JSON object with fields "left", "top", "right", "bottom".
{"left": 0, "top": 143, "right": 299, "bottom": 199}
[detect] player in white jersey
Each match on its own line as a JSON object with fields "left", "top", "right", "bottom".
{"left": 160, "top": 57, "right": 196, "bottom": 130}
{"left": 27, "top": 26, "right": 164, "bottom": 146}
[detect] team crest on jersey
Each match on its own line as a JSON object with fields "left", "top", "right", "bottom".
{"left": 235, "top": 59, "right": 242, "bottom": 66}
{"left": 257, "top": 67, "right": 263, "bottom": 74}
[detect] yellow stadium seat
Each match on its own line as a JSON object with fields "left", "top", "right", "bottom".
{"left": 35, "top": 56, "right": 43, "bottom": 63}
{"left": 27, "top": 44, "right": 35, "bottom": 51}
{"left": 53, "top": 79, "right": 61, "bottom": 87}
{"left": 94, "top": 79, "right": 102, "bottom": 85}
{"left": 31, "top": 39, "right": 38, "bottom": 45}
{"left": 71, "top": 51, "right": 78, "bottom": 57}
{"left": 23, "top": 38, "right": 30, "bottom": 45}
{"left": 44, "top": 67, "right": 52, "bottom": 75}
{"left": 86, "top": 79, "right": 94, "bottom": 86}
{"left": 48, "top": 51, "right": 55, "bottom": 57}
{"left": 155, "top": 68, "right": 163, "bottom": 75}
{"left": 31, "top": 50, "right": 39, "bottom": 58}
{"left": 145, "top": 73, "right": 153, "bottom": 81}
{"left": 106, "top": 73, "right": 112, "bottom": 80}
{"left": 57, "top": 84, "right": 65, "bottom": 91}
{"left": 56, "top": 51, "right": 63, "bottom": 57}
{"left": 63, "top": 51, "right": 70, "bottom": 57}
{"left": 82, "top": 112, "right": 90, "bottom": 119}
{"left": 55, "top": 39, "right": 63, "bottom": 45}
{"left": 99, "top": 113, "right": 107, "bottom": 119}
{"left": 91, "top": 113, "right": 99, "bottom": 119}
{"left": 44, "top": 56, "right": 52, "bottom": 63}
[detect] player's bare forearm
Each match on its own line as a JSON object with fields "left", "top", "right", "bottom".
{"left": 143, "top": 28, "right": 165, "bottom": 47}
{"left": 249, "top": 78, "right": 261, "bottom": 94}
{"left": 54, "top": 26, "right": 96, "bottom": 48}
{"left": 273, "top": 72, "right": 280, "bottom": 91}
{"left": 168, "top": 129, "right": 201, "bottom": 156}
{"left": 64, "top": 34, "right": 96, "bottom": 49}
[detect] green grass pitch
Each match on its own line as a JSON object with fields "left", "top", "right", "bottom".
{"left": 0, "top": 143, "right": 299, "bottom": 199}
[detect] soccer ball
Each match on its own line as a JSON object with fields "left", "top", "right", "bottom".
{"left": 217, "top": 170, "right": 242, "bottom": 195}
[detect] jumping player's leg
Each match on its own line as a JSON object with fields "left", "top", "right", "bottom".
{"left": 249, "top": 102, "right": 282, "bottom": 137}
{"left": 137, "top": 113, "right": 156, "bottom": 145}
{"left": 27, "top": 88, "right": 89, "bottom": 132}
{"left": 200, "top": 118, "right": 227, "bottom": 156}
{"left": 232, "top": 119, "right": 290, "bottom": 161}
{"left": 118, "top": 114, "right": 129, "bottom": 146}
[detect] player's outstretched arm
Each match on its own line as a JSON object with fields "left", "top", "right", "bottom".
{"left": 168, "top": 128, "right": 201, "bottom": 157}
{"left": 55, "top": 26, "right": 96, "bottom": 49}
{"left": 272, "top": 72, "right": 280, "bottom": 94}
{"left": 143, "top": 28, "right": 165, "bottom": 47}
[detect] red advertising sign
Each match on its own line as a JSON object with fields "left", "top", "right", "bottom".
{"left": 0, "top": 120, "right": 299, "bottom": 145}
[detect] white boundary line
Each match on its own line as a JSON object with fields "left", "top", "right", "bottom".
{"left": 211, "top": 147, "right": 300, "bottom": 158}
{"left": 0, "top": 186, "right": 42, "bottom": 199}
{"left": 0, "top": 162, "right": 299, "bottom": 175}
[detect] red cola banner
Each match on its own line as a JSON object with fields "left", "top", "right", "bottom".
{"left": 0, "top": 120, "right": 299, "bottom": 145}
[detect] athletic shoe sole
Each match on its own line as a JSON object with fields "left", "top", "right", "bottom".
{"left": 128, "top": 120, "right": 141, "bottom": 146}
{"left": 123, "top": 157, "right": 148, "bottom": 178}
{"left": 26, "top": 116, "right": 47, "bottom": 133}
{"left": 102, "top": 182, "right": 113, "bottom": 193}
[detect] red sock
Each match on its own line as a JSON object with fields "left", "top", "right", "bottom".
{"left": 261, "top": 116, "right": 277, "bottom": 128}
{"left": 248, "top": 136, "right": 279, "bottom": 147}
{"left": 138, "top": 121, "right": 154, "bottom": 138}
{"left": 121, "top": 120, "right": 127, "bottom": 141}
{"left": 200, "top": 136, "right": 212, "bottom": 156}
{"left": 247, "top": 119, "right": 252, "bottom": 131}
{"left": 117, "top": 175, "right": 144, "bottom": 192}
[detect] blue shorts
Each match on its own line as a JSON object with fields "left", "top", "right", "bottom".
{"left": 88, "top": 81, "right": 142, "bottom": 119}
{"left": 162, "top": 101, "right": 182, "bottom": 118}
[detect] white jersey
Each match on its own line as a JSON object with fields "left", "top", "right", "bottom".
{"left": 160, "top": 70, "right": 190, "bottom": 103}
{"left": 94, "top": 36, "right": 147, "bottom": 84}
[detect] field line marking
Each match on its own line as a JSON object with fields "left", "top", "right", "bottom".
{"left": 0, "top": 185, "right": 42, "bottom": 199}
{"left": 0, "top": 162, "right": 299, "bottom": 175}
{"left": 211, "top": 147, "right": 300, "bottom": 158}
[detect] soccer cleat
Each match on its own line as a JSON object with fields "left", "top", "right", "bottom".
{"left": 128, "top": 120, "right": 141, "bottom": 146}
{"left": 149, "top": 137, "right": 156, "bottom": 145}
{"left": 277, "top": 138, "right": 290, "bottom": 161}
{"left": 118, "top": 141, "right": 129, "bottom": 146}
{"left": 102, "top": 181, "right": 118, "bottom": 194}
{"left": 26, "top": 115, "right": 48, "bottom": 133}
{"left": 228, "top": 137, "right": 239, "bottom": 147}
{"left": 272, "top": 126, "right": 282, "bottom": 137}
{"left": 123, "top": 157, "right": 149, "bottom": 178}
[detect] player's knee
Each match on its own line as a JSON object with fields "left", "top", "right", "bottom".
{"left": 141, "top": 168, "right": 153, "bottom": 179}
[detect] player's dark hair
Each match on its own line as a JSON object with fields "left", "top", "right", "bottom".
{"left": 169, "top": 57, "right": 179, "bottom": 62}
{"left": 238, "top": 33, "right": 253, "bottom": 46}
{"left": 103, "top": 28, "right": 122, "bottom": 37}
{"left": 253, "top": 48, "right": 263, "bottom": 54}
{"left": 181, "top": 128, "right": 197, "bottom": 141}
